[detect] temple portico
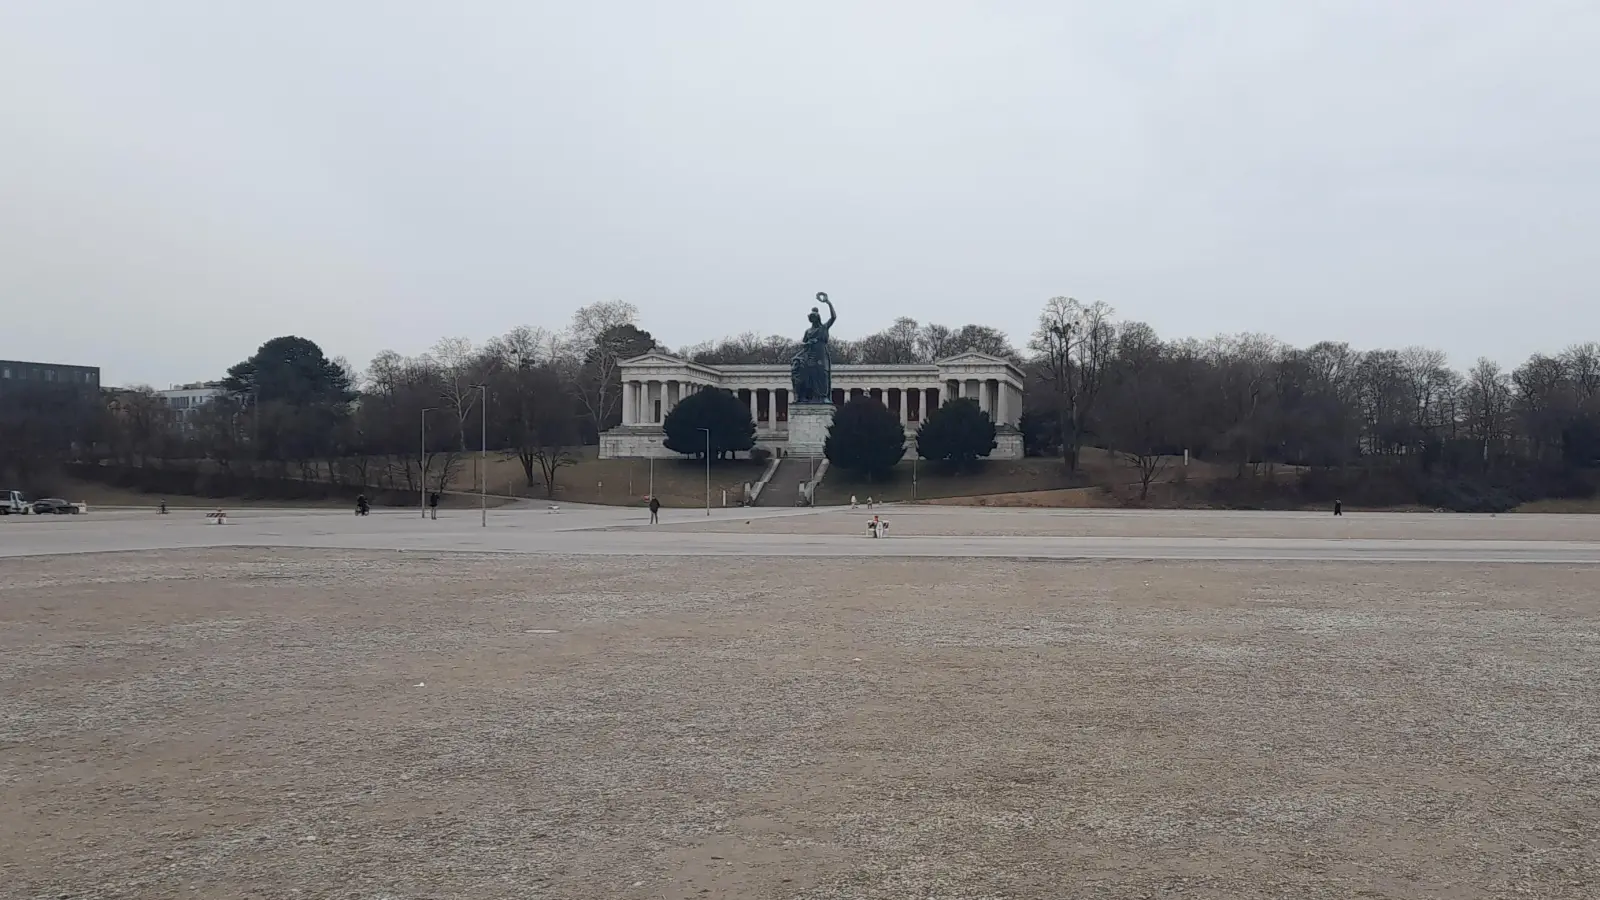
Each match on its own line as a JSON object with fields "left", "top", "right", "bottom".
{"left": 599, "top": 352, "right": 1026, "bottom": 460}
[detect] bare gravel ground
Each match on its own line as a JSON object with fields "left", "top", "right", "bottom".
{"left": 649, "top": 507, "right": 1600, "bottom": 542}
{"left": 2, "top": 551, "right": 1597, "bottom": 899}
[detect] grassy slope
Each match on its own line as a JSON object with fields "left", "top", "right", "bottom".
{"left": 61, "top": 444, "right": 1599, "bottom": 512}
{"left": 814, "top": 447, "right": 1235, "bottom": 507}
{"left": 475, "top": 447, "right": 769, "bottom": 509}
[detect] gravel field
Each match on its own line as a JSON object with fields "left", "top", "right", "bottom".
{"left": 2, "top": 550, "right": 1598, "bottom": 899}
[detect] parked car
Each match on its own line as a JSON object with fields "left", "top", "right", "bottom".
{"left": 1, "top": 490, "right": 30, "bottom": 515}
{"left": 31, "top": 498, "right": 80, "bottom": 515}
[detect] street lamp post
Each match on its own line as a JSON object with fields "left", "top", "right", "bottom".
{"left": 420, "top": 407, "right": 438, "bottom": 518}
{"left": 698, "top": 427, "right": 711, "bottom": 516}
{"left": 478, "top": 384, "right": 488, "bottom": 528}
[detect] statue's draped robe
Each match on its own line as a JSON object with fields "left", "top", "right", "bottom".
{"left": 791, "top": 322, "right": 832, "bottom": 403}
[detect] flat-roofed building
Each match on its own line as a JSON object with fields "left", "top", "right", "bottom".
{"left": 0, "top": 359, "right": 100, "bottom": 397}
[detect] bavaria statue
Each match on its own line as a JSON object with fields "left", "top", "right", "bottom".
{"left": 789, "top": 292, "right": 837, "bottom": 404}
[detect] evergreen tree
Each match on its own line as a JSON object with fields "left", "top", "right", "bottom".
{"left": 224, "top": 336, "right": 354, "bottom": 405}
{"left": 825, "top": 396, "right": 906, "bottom": 479}
{"left": 916, "top": 397, "right": 996, "bottom": 471}
{"left": 662, "top": 389, "right": 755, "bottom": 459}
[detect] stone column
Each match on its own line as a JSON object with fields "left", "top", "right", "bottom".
{"left": 767, "top": 388, "right": 778, "bottom": 427}
{"left": 621, "top": 381, "right": 633, "bottom": 425}
{"left": 895, "top": 388, "right": 906, "bottom": 423}
{"left": 749, "top": 389, "right": 759, "bottom": 424}
{"left": 995, "top": 382, "right": 1008, "bottom": 425}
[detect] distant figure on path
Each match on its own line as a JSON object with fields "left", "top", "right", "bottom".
{"left": 158, "top": 500, "right": 168, "bottom": 515}
{"left": 429, "top": 491, "right": 440, "bottom": 520}
{"left": 649, "top": 496, "right": 661, "bottom": 525}
{"left": 1333, "top": 498, "right": 1343, "bottom": 516}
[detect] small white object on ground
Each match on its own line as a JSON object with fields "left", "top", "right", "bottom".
{"left": 415, "top": 682, "right": 425, "bottom": 687}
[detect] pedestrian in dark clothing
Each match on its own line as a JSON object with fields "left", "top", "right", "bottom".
{"left": 428, "top": 491, "right": 440, "bottom": 520}
{"left": 649, "top": 496, "right": 661, "bottom": 525}
{"left": 1333, "top": 498, "right": 1343, "bottom": 516}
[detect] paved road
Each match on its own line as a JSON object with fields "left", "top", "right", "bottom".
{"left": 3, "top": 505, "right": 1599, "bottom": 563}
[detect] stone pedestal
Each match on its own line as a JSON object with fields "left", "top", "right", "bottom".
{"left": 787, "top": 403, "right": 835, "bottom": 457}
{"left": 993, "top": 426, "right": 1025, "bottom": 460}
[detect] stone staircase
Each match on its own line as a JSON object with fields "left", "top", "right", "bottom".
{"left": 754, "top": 457, "right": 824, "bottom": 507}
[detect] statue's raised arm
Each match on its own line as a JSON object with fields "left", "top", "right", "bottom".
{"left": 817, "top": 291, "right": 836, "bottom": 329}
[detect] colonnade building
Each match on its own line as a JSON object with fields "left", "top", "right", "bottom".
{"left": 599, "top": 351, "right": 1026, "bottom": 460}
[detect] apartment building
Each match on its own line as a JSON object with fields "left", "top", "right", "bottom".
{"left": 0, "top": 359, "right": 100, "bottom": 397}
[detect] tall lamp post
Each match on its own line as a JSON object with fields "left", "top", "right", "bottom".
{"left": 697, "top": 427, "right": 711, "bottom": 516}
{"left": 420, "top": 406, "right": 438, "bottom": 518}
{"left": 477, "top": 384, "right": 488, "bottom": 528}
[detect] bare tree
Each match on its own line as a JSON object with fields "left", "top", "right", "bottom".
{"left": 856, "top": 317, "right": 922, "bottom": 364}
{"left": 1560, "top": 342, "right": 1600, "bottom": 406}
{"left": 429, "top": 337, "right": 484, "bottom": 454}
{"left": 1101, "top": 344, "right": 1178, "bottom": 501}
{"left": 1028, "top": 297, "right": 1116, "bottom": 471}
{"left": 484, "top": 325, "right": 558, "bottom": 368}
{"left": 1462, "top": 357, "right": 1513, "bottom": 464}
{"left": 1512, "top": 353, "right": 1571, "bottom": 461}
{"left": 1398, "top": 346, "right": 1454, "bottom": 446}
{"left": 566, "top": 300, "right": 651, "bottom": 437}
{"left": 947, "top": 324, "right": 1019, "bottom": 361}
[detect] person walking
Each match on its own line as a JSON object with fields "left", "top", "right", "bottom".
{"left": 1333, "top": 498, "right": 1343, "bottom": 516}
{"left": 428, "top": 491, "right": 440, "bottom": 520}
{"left": 649, "top": 496, "right": 661, "bottom": 525}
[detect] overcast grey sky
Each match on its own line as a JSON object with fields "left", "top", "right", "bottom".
{"left": 2, "top": 1, "right": 1596, "bottom": 387}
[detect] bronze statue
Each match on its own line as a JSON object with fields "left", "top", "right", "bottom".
{"left": 790, "top": 292, "right": 837, "bottom": 404}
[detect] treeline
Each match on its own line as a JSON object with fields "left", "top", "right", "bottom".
{"left": 1023, "top": 298, "right": 1600, "bottom": 510}
{"left": 680, "top": 319, "right": 1017, "bottom": 366}
{"left": 3, "top": 295, "right": 1597, "bottom": 510}
{"left": 82, "top": 302, "right": 657, "bottom": 500}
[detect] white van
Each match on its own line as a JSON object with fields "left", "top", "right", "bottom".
{"left": 1, "top": 490, "right": 31, "bottom": 515}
